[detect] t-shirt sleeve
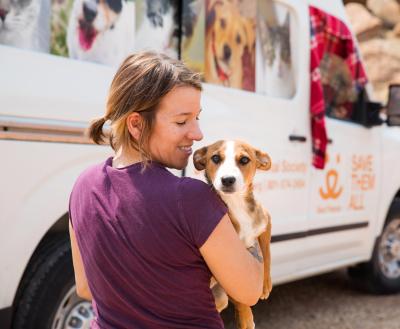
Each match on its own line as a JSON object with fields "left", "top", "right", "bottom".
{"left": 178, "top": 178, "right": 228, "bottom": 248}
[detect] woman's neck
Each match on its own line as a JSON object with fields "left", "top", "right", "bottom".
{"left": 112, "top": 145, "right": 142, "bottom": 169}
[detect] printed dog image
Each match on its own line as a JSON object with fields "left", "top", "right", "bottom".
{"left": 0, "top": 0, "right": 50, "bottom": 52}
{"left": 205, "top": 0, "right": 256, "bottom": 91}
{"left": 134, "top": 0, "right": 179, "bottom": 58}
{"left": 67, "top": 0, "right": 135, "bottom": 66}
{"left": 194, "top": 140, "right": 272, "bottom": 329}
{"left": 256, "top": 1, "right": 295, "bottom": 98}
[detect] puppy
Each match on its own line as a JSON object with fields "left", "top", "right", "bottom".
{"left": 67, "top": 0, "right": 135, "bottom": 66}
{"left": 205, "top": 0, "right": 255, "bottom": 91}
{"left": 193, "top": 140, "right": 272, "bottom": 329}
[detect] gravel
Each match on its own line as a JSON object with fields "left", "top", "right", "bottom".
{"left": 221, "top": 269, "right": 400, "bottom": 329}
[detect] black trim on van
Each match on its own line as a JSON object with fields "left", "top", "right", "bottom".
{"left": 271, "top": 222, "right": 369, "bottom": 243}
{"left": 0, "top": 306, "right": 12, "bottom": 329}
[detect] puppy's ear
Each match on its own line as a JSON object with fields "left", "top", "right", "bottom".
{"left": 255, "top": 149, "right": 271, "bottom": 171}
{"left": 193, "top": 146, "right": 208, "bottom": 171}
{"left": 243, "top": 19, "right": 256, "bottom": 50}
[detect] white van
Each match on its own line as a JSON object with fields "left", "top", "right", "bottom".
{"left": 1, "top": 0, "right": 400, "bottom": 328}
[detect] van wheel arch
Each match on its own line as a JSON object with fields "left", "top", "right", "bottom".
{"left": 348, "top": 197, "right": 400, "bottom": 294}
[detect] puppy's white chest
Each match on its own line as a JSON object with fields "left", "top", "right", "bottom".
{"left": 221, "top": 194, "right": 265, "bottom": 248}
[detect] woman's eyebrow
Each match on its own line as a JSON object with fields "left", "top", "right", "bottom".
{"left": 174, "top": 108, "right": 202, "bottom": 117}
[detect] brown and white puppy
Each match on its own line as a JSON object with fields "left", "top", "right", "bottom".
{"left": 205, "top": 0, "right": 255, "bottom": 90}
{"left": 193, "top": 140, "right": 272, "bottom": 329}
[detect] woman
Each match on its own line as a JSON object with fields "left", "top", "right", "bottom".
{"left": 69, "top": 51, "right": 264, "bottom": 328}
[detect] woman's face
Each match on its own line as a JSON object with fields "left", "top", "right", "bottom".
{"left": 148, "top": 86, "right": 203, "bottom": 169}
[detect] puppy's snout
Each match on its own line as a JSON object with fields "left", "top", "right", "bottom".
{"left": 223, "top": 44, "right": 231, "bottom": 61}
{"left": 221, "top": 176, "right": 236, "bottom": 187}
{"left": 83, "top": 1, "right": 97, "bottom": 23}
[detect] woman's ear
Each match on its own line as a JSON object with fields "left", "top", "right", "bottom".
{"left": 255, "top": 149, "right": 271, "bottom": 171}
{"left": 193, "top": 146, "right": 208, "bottom": 171}
{"left": 126, "top": 112, "right": 143, "bottom": 141}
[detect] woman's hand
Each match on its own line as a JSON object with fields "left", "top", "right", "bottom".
{"left": 69, "top": 221, "right": 93, "bottom": 301}
{"left": 199, "top": 214, "right": 264, "bottom": 306}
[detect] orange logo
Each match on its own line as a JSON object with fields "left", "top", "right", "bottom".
{"left": 319, "top": 154, "right": 343, "bottom": 200}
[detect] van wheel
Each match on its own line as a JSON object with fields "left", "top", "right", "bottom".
{"left": 348, "top": 199, "right": 400, "bottom": 294}
{"left": 12, "top": 236, "right": 94, "bottom": 329}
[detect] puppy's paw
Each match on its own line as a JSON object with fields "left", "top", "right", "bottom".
{"left": 260, "top": 276, "right": 272, "bottom": 300}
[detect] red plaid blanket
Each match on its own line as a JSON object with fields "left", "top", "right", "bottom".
{"left": 309, "top": 6, "right": 368, "bottom": 169}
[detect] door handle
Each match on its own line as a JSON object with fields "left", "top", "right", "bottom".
{"left": 289, "top": 135, "right": 307, "bottom": 142}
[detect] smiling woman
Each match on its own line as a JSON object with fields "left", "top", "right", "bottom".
{"left": 68, "top": 51, "right": 264, "bottom": 329}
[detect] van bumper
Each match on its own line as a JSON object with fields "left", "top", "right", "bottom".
{"left": 0, "top": 306, "right": 12, "bottom": 329}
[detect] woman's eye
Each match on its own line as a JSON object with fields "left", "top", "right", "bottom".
{"left": 211, "top": 155, "right": 221, "bottom": 164}
{"left": 176, "top": 121, "right": 186, "bottom": 125}
{"left": 239, "top": 156, "right": 250, "bottom": 165}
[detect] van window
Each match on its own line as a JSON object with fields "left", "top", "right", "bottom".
{"left": 309, "top": 6, "right": 368, "bottom": 123}
{"left": 256, "top": 1, "right": 297, "bottom": 99}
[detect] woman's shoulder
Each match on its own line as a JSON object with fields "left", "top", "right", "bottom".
{"left": 178, "top": 177, "right": 223, "bottom": 205}
{"left": 179, "top": 176, "right": 213, "bottom": 194}
{"left": 72, "top": 158, "right": 110, "bottom": 191}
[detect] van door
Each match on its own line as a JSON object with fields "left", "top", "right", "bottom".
{"left": 305, "top": 117, "right": 381, "bottom": 270}
{"left": 183, "top": 0, "right": 312, "bottom": 284}
{"left": 303, "top": 4, "right": 382, "bottom": 270}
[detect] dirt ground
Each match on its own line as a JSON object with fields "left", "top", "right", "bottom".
{"left": 221, "top": 269, "right": 400, "bottom": 329}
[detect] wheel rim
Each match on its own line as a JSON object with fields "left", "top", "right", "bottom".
{"left": 379, "top": 218, "right": 400, "bottom": 279}
{"left": 52, "top": 285, "right": 94, "bottom": 329}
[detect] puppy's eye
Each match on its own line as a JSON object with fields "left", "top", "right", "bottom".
{"left": 236, "top": 34, "right": 242, "bottom": 44}
{"left": 220, "top": 18, "right": 226, "bottom": 29}
{"left": 211, "top": 154, "right": 221, "bottom": 164}
{"left": 239, "top": 156, "right": 250, "bottom": 165}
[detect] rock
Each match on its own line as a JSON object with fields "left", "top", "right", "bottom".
{"left": 345, "top": 3, "right": 383, "bottom": 41}
{"left": 359, "top": 38, "right": 400, "bottom": 102}
{"left": 393, "top": 22, "right": 400, "bottom": 37}
{"left": 367, "top": 0, "right": 400, "bottom": 26}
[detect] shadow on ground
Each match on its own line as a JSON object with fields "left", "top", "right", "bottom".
{"left": 221, "top": 269, "right": 400, "bottom": 329}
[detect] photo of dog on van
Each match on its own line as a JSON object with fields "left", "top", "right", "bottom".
{"left": 0, "top": 0, "right": 51, "bottom": 52}
{"left": 66, "top": 0, "right": 135, "bottom": 66}
{"left": 256, "top": 1, "right": 295, "bottom": 99}
{"left": 205, "top": 0, "right": 256, "bottom": 92}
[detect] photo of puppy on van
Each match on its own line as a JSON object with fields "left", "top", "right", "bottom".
{"left": 0, "top": 0, "right": 51, "bottom": 52}
{"left": 67, "top": 0, "right": 135, "bottom": 66}
{"left": 205, "top": 0, "right": 256, "bottom": 92}
{"left": 134, "top": 0, "right": 179, "bottom": 59}
{"left": 256, "top": 1, "right": 295, "bottom": 99}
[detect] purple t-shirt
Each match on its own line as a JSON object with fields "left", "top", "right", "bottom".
{"left": 69, "top": 157, "right": 227, "bottom": 329}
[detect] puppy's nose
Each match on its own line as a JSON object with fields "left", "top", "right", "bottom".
{"left": 83, "top": 1, "right": 97, "bottom": 23}
{"left": 221, "top": 176, "right": 236, "bottom": 187}
{"left": 0, "top": 8, "right": 8, "bottom": 22}
{"left": 223, "top": 44, "right": 231, "bottom": 61}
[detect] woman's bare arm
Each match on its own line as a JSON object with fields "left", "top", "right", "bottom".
{"left": 69, "top": 221, "right": 92, "bottom": 301}
{"left": 199, "top": 214, "right": 264, "bottom": 306}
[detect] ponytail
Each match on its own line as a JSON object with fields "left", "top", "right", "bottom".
{"left": 88, "top": 117, "right": 107, "bottom": 145}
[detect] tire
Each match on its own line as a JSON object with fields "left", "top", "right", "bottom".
{"left": 12, "top": 236, "right": 93, "bottom": 329}
{"left": 348, "top": 198, "right": 400, "bottom": 294}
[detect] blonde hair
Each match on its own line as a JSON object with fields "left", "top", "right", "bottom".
{"left": 88, "top": 51, "right": 202, "bottom": 162}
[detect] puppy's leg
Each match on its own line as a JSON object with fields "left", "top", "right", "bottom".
{"left": 259, "top": 215, "right": 272, "bottom": 299}
{"left": 232, "top": 300, "right": 255, "bottom": 329}
{"left": 211, "top": 282, "right": 229, "bottom": 312}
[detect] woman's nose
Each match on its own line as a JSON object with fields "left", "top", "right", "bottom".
{"left": 188, "top": 121, "right": 203, "bottom": 141}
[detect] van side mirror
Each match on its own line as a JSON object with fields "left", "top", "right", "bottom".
{"left": 387, "top": 84, "right": 400, "bottom": 126}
